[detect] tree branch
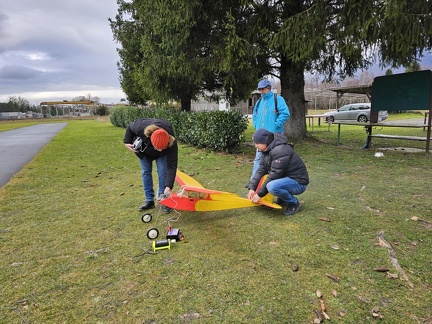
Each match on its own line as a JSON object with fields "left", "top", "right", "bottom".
{"left": 377, "top": 231, "right": 414, "bottom": 289}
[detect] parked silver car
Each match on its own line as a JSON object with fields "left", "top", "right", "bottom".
{"left": 324, "top": 103, "right": 388, "bottom": 123}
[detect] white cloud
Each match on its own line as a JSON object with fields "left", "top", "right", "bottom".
{"left": 2, "top": 1, "right": 431, "bottom": 106}
{"left": 0, "top": 1, "right": 125, "bottom": 104}
{"left": 27, "top": 52, "right": 51, "bottom": 61}
{"left": 0, "top": 88, "right": 127, "bottom": 105}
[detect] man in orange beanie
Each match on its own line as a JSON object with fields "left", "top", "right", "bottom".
{"left": 124, "top": 118, "right": 178, "bottom": 214}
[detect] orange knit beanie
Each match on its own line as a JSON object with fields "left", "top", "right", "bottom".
{"left": 150, "top": 128, "right": 169, "bottom": 150}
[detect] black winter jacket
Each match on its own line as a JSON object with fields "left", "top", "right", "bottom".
{"left": 123, "top": 118, "right": 178, "bottom": 189}
{"left": 247, "top": 133, "right": 309, "bottom": 197}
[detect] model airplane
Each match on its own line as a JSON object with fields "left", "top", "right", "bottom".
{"left": 159, "top": 170, "right": 281, "bottom": 211}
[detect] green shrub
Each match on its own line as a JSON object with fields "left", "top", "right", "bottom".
{"left": 110, "top": 106, "right": 248, "bottom": 151}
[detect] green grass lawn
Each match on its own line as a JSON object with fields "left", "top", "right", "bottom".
{"left": 0, "top": 117, "right": 431, "bottom": 323}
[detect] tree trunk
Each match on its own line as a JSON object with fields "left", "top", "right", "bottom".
{"left": 180, "top": 96, "right": 192, "bottom": 112}
{"left": 280, "top": 59, "right": 307, "bottom": 140}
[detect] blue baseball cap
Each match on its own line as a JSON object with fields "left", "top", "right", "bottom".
{"left": 257, "top": 79, "right": 271, "bottom": 89}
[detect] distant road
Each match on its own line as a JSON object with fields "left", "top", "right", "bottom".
{"left": 0, "top": 123, "right": 68, "bottom": 187}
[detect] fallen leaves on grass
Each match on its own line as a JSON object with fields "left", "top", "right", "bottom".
{"left": 365, "top": 205, "right": 382, "bottom": 213}
{"left": 314, "top": 289, "right": 331, "bottom": 322}
{"left": 373, "top": 267, "right": 390, "bottom": 272}
{"left": 371, "top": 307, "right": 384, "bottom": 319}
{"left": 180, "top": 313, "right": 201, "bottom": 320}
{"left": 313, "top": 308, "right": 323, "bottom": 323}
{"left": 320, "top": 299, "right": 326, "bottom": 312}
{"left": 386, "top": 272, "right": 398, "bottom": 279}
{"left": 325, "top": 273, "right": 340, "bottom": 282}
{"left": 322, "top": 311, "right": 330, "bottom": 320}
{"left": 86, "top": 247, "right": 109, "bottom": 256}
{"left": 338, "top": 309, "right": 347, "bottom": 317}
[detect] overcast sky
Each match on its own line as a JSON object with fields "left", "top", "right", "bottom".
{"left": 1, "top": 2, "right": 431, "bottom": 106}
{"left": 0, "top": 1, "right": 125, "bottom": 105}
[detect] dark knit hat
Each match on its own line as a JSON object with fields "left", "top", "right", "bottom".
{"left": 151, "top": 128, "right": 169, "bottom": 150}
{"left": 253, "top": 128, "right": 272, "bottom": 144}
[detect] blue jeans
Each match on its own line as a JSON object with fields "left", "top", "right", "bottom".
{"left": 139, "top": 155, "right": 167, "bottom": 201}
{"left": 266, "top": 177, "right": 307, "bottom": 204}
{"left": 251, "top": 149, "right": 262, "bottom": 180}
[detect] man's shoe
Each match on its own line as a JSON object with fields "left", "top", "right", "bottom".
{"left": 161, "top": 205, "right": 173, "bottom": 214}
{"left": 275, "top": 197, "right": 284, "bottom": 205}
{"left": 276, "top": 198, "right": 291, "bottom": 209}
{"left": 138, "top": 201, "right": 155, "bottom": 211}
{"left": 283, "top": 202, "right": 301, "bottom": 216}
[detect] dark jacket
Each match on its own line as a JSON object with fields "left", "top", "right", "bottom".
{"left": 123, "top": 118, "right": 178, "bottom": 189}
{"left": 247, "top": 133, "right": 309, "bottom": 197}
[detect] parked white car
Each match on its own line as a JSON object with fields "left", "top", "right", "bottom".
{"left": 324, "top": 103, "right": 388, "bottom": 123}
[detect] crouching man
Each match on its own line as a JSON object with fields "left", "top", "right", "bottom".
{"left": 246, "top": 128, "right": 309, "bottom": 216}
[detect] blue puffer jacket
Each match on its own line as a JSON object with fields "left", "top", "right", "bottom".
{"left": 252, "top": 91, "right": 290, "bottom": 133}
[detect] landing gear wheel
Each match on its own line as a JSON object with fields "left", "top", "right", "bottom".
{"left": 146, "top": 228, "right": 159, "bottom": 240}
{"left": 141, "top": 213, "right": 152, "bottom": 223}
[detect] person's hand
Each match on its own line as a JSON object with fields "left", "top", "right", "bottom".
{"left": 251, "top": 193, "right": 261, "bottom": 203}
{"left": 247, "top": 189, "right": 256, "bottom": 200}
{"left": 163, "top": 187, "right": 172, "bottom": 196}
{"left": 125, "top": 143, "right": 136, "bottom": 152}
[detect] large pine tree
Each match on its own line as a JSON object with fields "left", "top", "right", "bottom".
{"left": 111, "top": 0, "right": 432, "bottom": 139}
{"left": 110, "top": 0, "right": 257, "bottom": 111}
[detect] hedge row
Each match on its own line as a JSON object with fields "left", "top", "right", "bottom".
{"left": 110, "top": 106, "right": 249, "bottom": 151}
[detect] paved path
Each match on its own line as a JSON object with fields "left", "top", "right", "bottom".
{"left": 0, "top": 123, "right": 68, "bottom": 187}
{"left": 382, "top": 118, "right": 426, "bottom": 126}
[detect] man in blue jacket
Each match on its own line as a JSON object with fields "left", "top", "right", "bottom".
{"left": 251, "top": 79, "right": 290, "bottom": 177}
{"left": 247, "top": 128, "right": 309, "bottom": 216}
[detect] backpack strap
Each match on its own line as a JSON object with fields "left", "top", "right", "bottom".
{"left": 254, "top": 98, "right": 261, "bottom": 115}
{"left": 274, "top": 93, "right": 278, "bottom": 115}
{"left": 254, "top": 93, "right": 279, "bottom": 115}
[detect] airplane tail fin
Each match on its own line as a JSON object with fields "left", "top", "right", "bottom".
{"left": 175, "top": 170, "right": 205, "bottom": 188}
{"left": 256, "top": 175, "right": 282, "bottom": 209}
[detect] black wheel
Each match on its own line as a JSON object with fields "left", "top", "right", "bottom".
{"left": 146, "top": 228, "right": 159, "bottom": 240}
{"left": 358, "top": 115, "right": 368, "bottom": 123}
{"left": 327, "top": 116, "right": 334, "bottom": 123}
{"left": 141, "top": 213, "right": 152, "bottom": 223}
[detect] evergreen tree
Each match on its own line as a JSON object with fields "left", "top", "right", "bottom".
{"left": 222, "top": 0, "right": 432, "bottom": 138}
{"left": 404, "top": 61, "right": 421, "bottom": 73}
{"left": 111, "top": 0, "right": 432, "bottom": 138}
{"left": 110, "top": 0, "right": 257, "bottom": 111}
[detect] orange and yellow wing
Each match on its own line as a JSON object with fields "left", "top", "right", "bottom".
{"left": 161, "top": 170, "right": 281, "bottom": 211}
